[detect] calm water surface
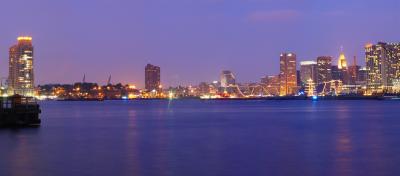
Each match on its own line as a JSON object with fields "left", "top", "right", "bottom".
{"left": 1, "top": 100, "right": 400, "bottom": 176}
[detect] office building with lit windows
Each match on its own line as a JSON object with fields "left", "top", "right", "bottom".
{"left": 331, "top": 65, "right": 343, "bottom": 81}
{"left": 365, "top": 42, "right": 400, "bottom": 93}
{"left": 300, "top": 61, "right": 318, "bottom": 86}
{"left": 8, "top": 36, "right": 35, "bottom": 96}
{"left": 317, "top": 56, "right": 332, "bottom": 85}
{"left": 279, "top": 53, "right": 297, "bottom": 96}
{"left": 261, "top": 75, "right": 280, "bottom": 96}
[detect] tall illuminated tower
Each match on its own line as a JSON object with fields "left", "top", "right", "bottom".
{"left": 8, "top": 36, "right": 35, "bottom": 96}
{"left": 279, "top": 53, "right": 297, "bottom": 96}
{"left": 337, "top": 48, "right": 350, "bottom": 84}
{"left": 337, "top": 51, "right": 348, "bottom": 70}
{"left": 145, "top": 64, "right": 161, "bottom": 92}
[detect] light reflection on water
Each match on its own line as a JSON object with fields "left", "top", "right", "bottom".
{"left": 334, "top": 104, "right": 353, "bottom": 176}
{"left": 1, "top": 100, "right": 400, "bottom": 176}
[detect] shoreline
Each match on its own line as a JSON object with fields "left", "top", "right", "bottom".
{"left": 48, "top": 95, "right": 400, "bottom": 101}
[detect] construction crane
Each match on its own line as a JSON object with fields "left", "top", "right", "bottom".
{"left": 107, "top": 75, "right": 112, "bottom": 85}
{"left": 82, "top": 74, "right": 86, "bottom": 83}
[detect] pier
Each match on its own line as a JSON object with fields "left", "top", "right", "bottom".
{"left": 0, "top": 95, "right": 41, "bottom": 127}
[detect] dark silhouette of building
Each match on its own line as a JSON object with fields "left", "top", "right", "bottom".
{"left": 331, "top": 65, "right": 342, "bottom": 81}
{"left": 357, "top": 67, "right": 367, "bottom": 83}
{"left": 145, "top": 64, "right": 161, "bottom": 92}
{"left": 220, "top": 70, "right": 236, "bottom": 88}
{"left": 348, "top": 56, "right": 360, "bottom": 85}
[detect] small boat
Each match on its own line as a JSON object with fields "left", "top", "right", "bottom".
{"left": 0, "top": 94, "right": 41, "bottom": 127}
{"left": 383, "top": 96, "right": 400, "bottom": 100}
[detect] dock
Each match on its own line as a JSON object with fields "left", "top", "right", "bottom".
{"left": 0, "top": 95, "right": 41, "bottom": 127}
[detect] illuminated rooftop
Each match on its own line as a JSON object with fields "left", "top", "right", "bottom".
{"left": 300, "top": 61, "right": 317, "bottom": 65}
{"left": 365, "top": 43, "right": 373, "bottom": 48}
{"left": 17, "top": 36, "right": 32, "bottom": 41}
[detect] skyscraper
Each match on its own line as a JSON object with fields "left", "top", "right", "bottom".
{"left": 365, "top": 42, "right": 400, "bottom": 93}
{"left": 337, "top": 50, "right": 350, "bottom": 84}
{"left": 8, "top": 36, "right": 35, "bottom": 96}
{"left": 331, "top": 65, "right": 343, "bottom": 81}
{"left": 317, "top": 56, "right": 332, "bottom": 85}
{"left": 220, "top": 70, "right": 236, "bottom": 88}
{"left": 279, "top": 53, "right": 297, "bottom": 96}
{"left": 357, "top": 67, "right": 368, "bottom": 83}
{"left": 337, "top": 51, "right": 348, "bottom": 70}
{"left": 145, "top": 64, "right": 161, "bottom": 92}
{"left": 300, "top": 61, "right": 318, "bottom": 86}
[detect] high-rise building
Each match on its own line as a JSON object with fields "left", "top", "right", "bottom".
{"left": 331, "top": 65, "right": 343, "bottom": 81}
{"left": 145, "top": 64, "right": 161, "bottom": 92}
{"left": 347, "top": 56, "right": 360, "bottom": 85}
{"left": 296, "top": 70, "right": 301, "bottom": 87}
{"left": 337, "top": 50, "right": 350, "bottom": 84}
{"left": 220, "top": 70, "right": 236, "bottom": 88}
{"left": 279, "top": 53, "right": 297, "bottom": 96}
{"left": 300, "top": 61, "right": 318, "bottom": 86}
{"left": 337, "top": 51, "right": 348, "bottom": 70}
{"left": 8, "top": 36, "right": 35, "bottom": 96}
{"left": 317, "top": 56, "right": 332, "bottom": 85}
{"left": 357, "top": 67, "right": 368, "bottom": 83}
{"left": 261, "top": 75, "right": 280, "bottom": 96}
{"left": 365, "top": 42, "right": 400, "bottom": 93}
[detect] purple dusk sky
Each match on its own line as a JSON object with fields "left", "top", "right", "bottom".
{"left": 0, "top": 0, "right": 399, "bottom": 88}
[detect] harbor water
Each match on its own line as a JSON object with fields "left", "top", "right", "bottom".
{"left": 1, "top": 100, "right": 400, "bottom": 176}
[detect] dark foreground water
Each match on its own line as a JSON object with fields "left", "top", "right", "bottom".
{"left": 1, "top": 100, "right": 400, "bottom": 176}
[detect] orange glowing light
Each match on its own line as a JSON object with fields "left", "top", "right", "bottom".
{"left": 17, "top": 36, "right": 32, "bottom": 41}
{"left": 365, "top": 43, "right": 373, "bottom": 48}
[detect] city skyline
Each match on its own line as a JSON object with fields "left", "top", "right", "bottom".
{"left": 0, "top": 35, "right": 396, "bottom": 88}
{"left": 0, "top": 0, "right": 399, "bottom": 87}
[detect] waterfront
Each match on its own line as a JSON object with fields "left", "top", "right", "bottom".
{"left": 1, "top": 100, "right": 400, "bottom": 176}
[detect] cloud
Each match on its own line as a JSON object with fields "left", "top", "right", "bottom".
{"left": 248, "top": 10, "right": 301, "bottom": 22}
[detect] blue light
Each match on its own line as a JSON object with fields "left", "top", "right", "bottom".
{"left": 122, "top": 96, "right": 128, "bottom": 100}
{"left": 312, "top": 96, "right": 318, "bottom": 101}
